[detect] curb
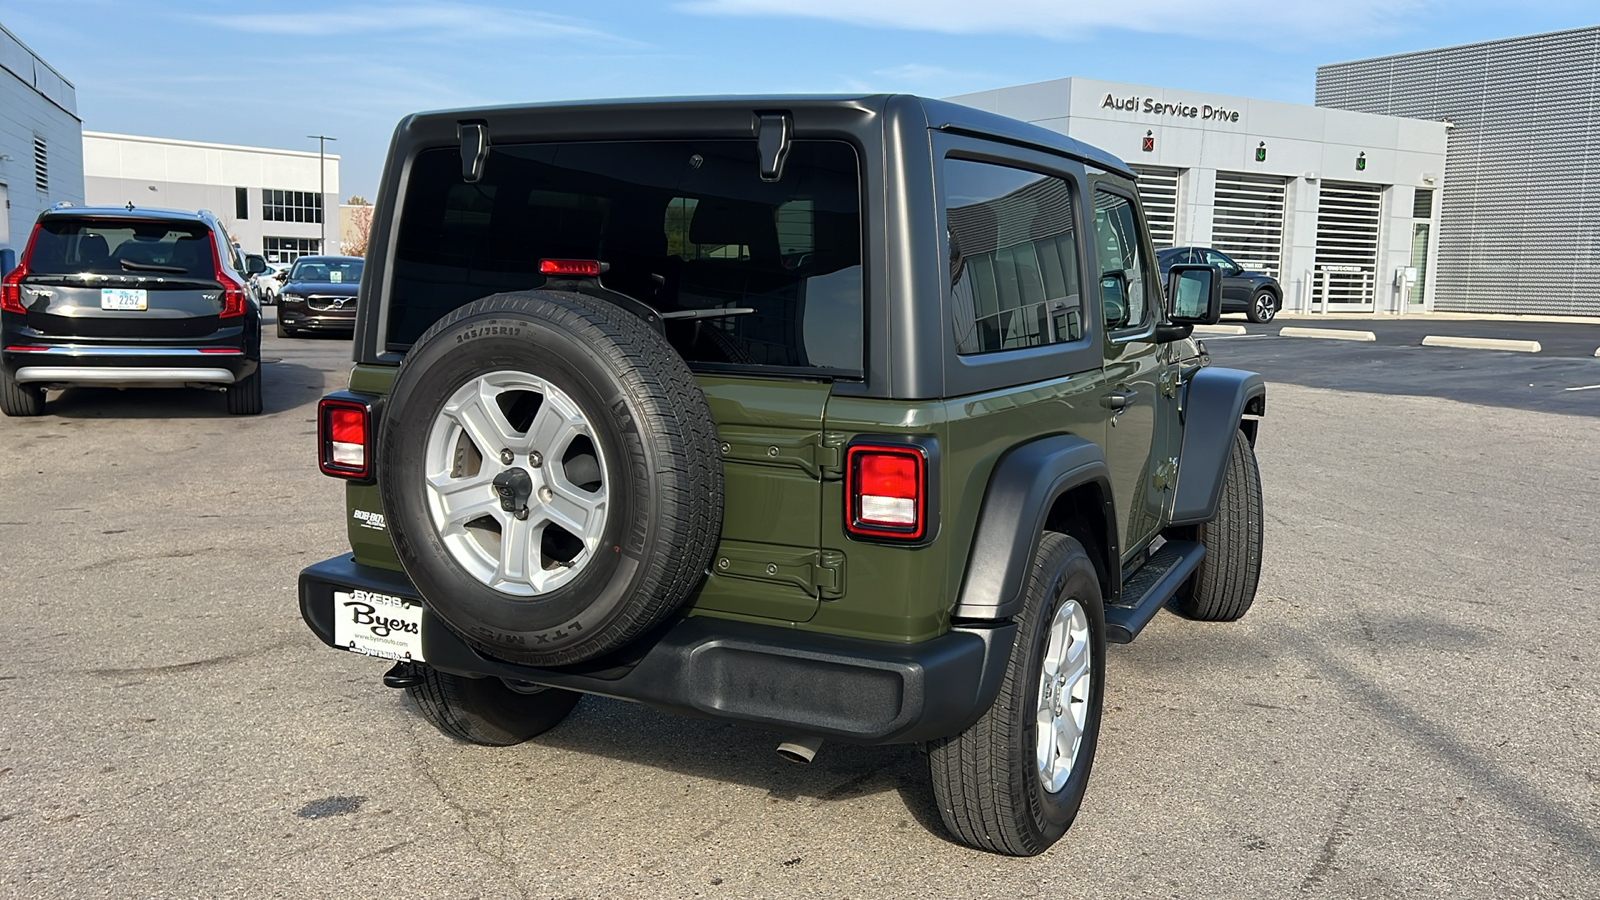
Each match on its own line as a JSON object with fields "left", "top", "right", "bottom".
{"left": 1420, "top": 336, "right": 1542, "bottom": 353}
{"left": 1279, "top": 326, "right": 1377, "bottom": 342}
{"left": 1193, "top": 325, "right": 1248, "bottom": 335}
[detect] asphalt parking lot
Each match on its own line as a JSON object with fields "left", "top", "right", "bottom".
{"left": 2, "top": 314, "right": 1596, "bottom": 898}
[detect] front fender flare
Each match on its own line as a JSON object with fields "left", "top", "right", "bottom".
{"left": 1171, "top": 367, "right": 1266, "bottom": 527}
{"left": 952, "top": 434, "right": 1117, "bottom": 621}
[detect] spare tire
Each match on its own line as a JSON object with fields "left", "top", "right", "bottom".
{"left": 379, "top": 290, "right": 723, "bottom": 667}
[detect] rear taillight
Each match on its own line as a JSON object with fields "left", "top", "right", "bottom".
{"left": 319, "top": 396, "right": 373, "bottom": 479}
{"left": 846, "top": 444, "right": 927, "bottom": 540}
{"left": 210, "top": 240, "right": 247, "bottom": 318}
{"left": 1, "top": 225, "right": 40, "bottom": 314}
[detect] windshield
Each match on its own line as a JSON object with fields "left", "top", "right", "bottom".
{"left": 390, "top": 139, "right": 863, "bottom": 374}
{"left": 26, "top": 219, "right": 216, "bottom": 278}
{"left": 290, "top": 258, "right": 364, "bottom": 284}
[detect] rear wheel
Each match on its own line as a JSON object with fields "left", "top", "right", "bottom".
{"left": 0, "top": 370, "right": 45, "bottom": 417}
{"left": 1176, "top": 429, "right": 1263, "bottom": 620}
{"left": 226, "top": 368, "right": 263, "bottom": 416}
{"left": 1246, "top": 289, "right": 1279, "bottom": 323}
{"left": 407, "top": 667, "right": 581, "bottom": 745}
{"left": 928, "top": 532, "right": 1106, "bottom": 856}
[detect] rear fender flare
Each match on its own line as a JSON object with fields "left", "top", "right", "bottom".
{"left": 1171, "top": 367, "right": 1266, "bottom": 527}
{"left": 952, "top": 435, "right": 1118, "bottom": 621}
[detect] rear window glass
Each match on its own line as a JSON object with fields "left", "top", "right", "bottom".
{"left": 290, "top": 258, "right": 364, "bottom": 284}
{"left": 27, "top": 219, "right": 215, "bottom": 279}
{"left": 389, "top": 139, "right": 864, "bottom": 374}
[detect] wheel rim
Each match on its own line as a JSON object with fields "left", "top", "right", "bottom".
{"left": 1255, "top": 294, "right": 1276, "bottom": 320}
{"left": 1036, "top": 596, "right": 1093, "bottom": 794}
{"left": 423, "top": 370, "right": 609, "bottom": 597}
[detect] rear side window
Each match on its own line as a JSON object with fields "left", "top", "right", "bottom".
{"left": 390, "top": 139, "right": 864, "bottom": 374}
{"left": 26, "top": 219, "right": 215, "bottom": 279}
{"left": 944, "top": 159, "right": 1085, "bottom": 355}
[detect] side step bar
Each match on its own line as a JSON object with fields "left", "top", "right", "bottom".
{"left": 1103, "top": 539, "right": 1205, "bottom": 644}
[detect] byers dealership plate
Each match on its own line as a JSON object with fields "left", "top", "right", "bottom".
{"left": 332, "top": 589, "right": 425, "bottom": 661}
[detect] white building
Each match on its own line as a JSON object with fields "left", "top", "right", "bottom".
{"left": 83, "top": 132, "right": 339, "bottom": 263}
{"left": 949, "top": 78, "right": 1449, "bottom": 313}
{"left": 0, "top": 21, "right": 84, "bottom": 257}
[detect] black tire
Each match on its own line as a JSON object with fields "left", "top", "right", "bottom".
{"left": 0, "top": 369, "right": 45, "bottom": 417}
{"left": 226, "top": 367, "right": 263, "bottom": 415}
{"left": 928, "top": 532, "right": 1106, "bottom": 856}
{"left": 1176, "top": 429, "right": 1263, "bottom": 621}
{"left": 379, "top": 290, "right": 722, "bottom": 667}
{"left": 1246, "top": 289, "right": 1279, "bottom": 323}
{"left": 407, "top": 666, "right": 581, "bottom": 746}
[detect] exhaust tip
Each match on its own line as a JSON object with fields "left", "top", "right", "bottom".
{"left": 776, "top": 736, "right": 823, "bottom": 765}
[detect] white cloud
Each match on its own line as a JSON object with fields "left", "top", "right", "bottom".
{"left": 195, "top": 3, "right": 642, "bottom": 45}
{"left": 678, "top": 0, "right": 1430, "bottom": 41}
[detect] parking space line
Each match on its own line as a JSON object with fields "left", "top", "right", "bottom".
{"left": 1562, "top": 384, "right": 1600, "bottom": 392}
{"left": 1421, "top": 335, "right": 1542, "bottom": 353}
{"left": 1279, "top": 326, "right": 1377, "bottom": 342}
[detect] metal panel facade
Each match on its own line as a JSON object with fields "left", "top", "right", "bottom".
{"left": 1317, "top": 26, "right": 1600, "bottom": 316}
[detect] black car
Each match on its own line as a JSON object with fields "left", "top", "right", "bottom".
{"left": 1156, "top": 247, "right": 1282, "bottom": 322}
{"left": 0, "top": 204, "right": 264, "bottom": 416}
{"left": 276, "top": 255, "right": 363, "bottom": 338}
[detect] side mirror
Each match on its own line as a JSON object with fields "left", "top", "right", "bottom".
{"left": 1166, "top": 264, "right": 1222, "bottom": 325}
{"left": 246, "top": 254, "right": 268, "bottom": 275}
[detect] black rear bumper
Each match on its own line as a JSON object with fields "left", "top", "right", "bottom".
{"left": 300, "top": 554, "right": 1014, "bottom": 745}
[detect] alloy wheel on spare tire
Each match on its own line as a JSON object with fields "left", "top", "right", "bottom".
{"left": 379, "top": 290, "right": 723, "bottom": 667}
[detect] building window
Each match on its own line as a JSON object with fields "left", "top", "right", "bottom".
{"left": 1412, "top": 187, "right": 1434, "bottom": 219}
{"left": 263, "top": 236, "right": 321, "bottom": 263}
{"left": 236, "top": 187, "right": 249, "bottom": 220}
{"left": 263, "top": 189, "right": 322, "bottom": 223}
{"left": 33, "top": 136, "right": 48, "bottom": 193}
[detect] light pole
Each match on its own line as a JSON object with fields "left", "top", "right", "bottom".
{"left": 307, "top": 134, "right": 336, "bottom": 253}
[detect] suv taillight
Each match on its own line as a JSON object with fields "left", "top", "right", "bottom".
{"left": 319, "top": 396, "right": 374, "bottom": 479}
{"left": 211, "top": 240, "right": 247, "bottom": 318}
{"left": 1, "top": 225, "right": 40, "bottom": 314}
{"left": 845, "top": 444, "right": 927, "bottom": 541}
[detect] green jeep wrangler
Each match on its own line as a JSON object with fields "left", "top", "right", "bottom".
{"left": 298, "top": 95, "right": 1266, "bottom": 856}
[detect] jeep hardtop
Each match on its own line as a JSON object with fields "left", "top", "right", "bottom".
{"left": 298, "top": 94, "right": 1266, "bottom": 856}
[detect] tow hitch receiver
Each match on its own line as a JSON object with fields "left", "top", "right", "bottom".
{"left": 383, "top": 661, "right": 425, "bottom": 689}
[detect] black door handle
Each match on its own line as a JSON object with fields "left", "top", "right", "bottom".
{"left": 1101, "top": 390, "right": 1140, "bottom": 411}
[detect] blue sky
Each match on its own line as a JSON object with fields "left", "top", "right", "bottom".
{"left": 6, "top": 1, "right": 1596, "bottom": 197}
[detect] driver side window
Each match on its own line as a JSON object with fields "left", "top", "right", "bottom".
{"left": 1092, "top": 192, "right": 1149, "bottom": 332}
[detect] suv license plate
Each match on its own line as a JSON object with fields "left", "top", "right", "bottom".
{"left": 332, "top": 590, "right": 426, "bottom": 662}
{"left": 101, "top": 288, "right": 148, "bottom": 310}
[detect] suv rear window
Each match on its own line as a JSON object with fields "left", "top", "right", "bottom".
{"left": 27, "top": 219, "right": 216, "bottom": 279}
{"left": 389, "top": 139, "right": 863, "bottom": 374}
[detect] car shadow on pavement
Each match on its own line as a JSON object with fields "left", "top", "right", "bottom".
{"left": 417, "top": 691, "right": 958, "bottom": 844}
{"left": 42, "top": 360, "right": 327, "bottom": 419}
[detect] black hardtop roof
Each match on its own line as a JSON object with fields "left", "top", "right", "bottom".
{"left": 401, "top": 94, "right": 1135, "bottom": 178}
{"left": 39, "top": 205, "right": 215, "bottom": 225}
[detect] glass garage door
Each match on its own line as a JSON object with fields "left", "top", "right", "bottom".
{"left": 1131, "top": 165, "right": 1181, "bottom": 250}
{"left": 1313, "top": 181, "right": 1384, "bottom": 310}
{"left": 1211, "top": 172, "right": 1286, "bottom": 277}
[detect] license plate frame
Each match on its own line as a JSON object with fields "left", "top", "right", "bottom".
{"left": 332, "top": 589, "right": 426, "bottom": 662}
{"left": 100, "top": 288, "right": 148, "bottom": 311}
